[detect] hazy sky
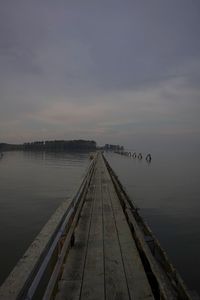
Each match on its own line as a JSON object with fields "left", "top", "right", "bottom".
{"left": 1, "top": 0, "right": 200, "bottom": 149}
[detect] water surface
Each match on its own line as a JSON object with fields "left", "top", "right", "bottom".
{"left": 0, "top": 151, "right": 89, "bottom": 285}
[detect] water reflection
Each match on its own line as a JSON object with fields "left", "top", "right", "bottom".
{"left": 22, "top": 150, "right": 88, "bottom": 162}
{"left": 0, "top": 151, "right": 89, "bottom": 285}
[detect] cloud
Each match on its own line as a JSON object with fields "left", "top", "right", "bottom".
{"left": 0, "top": 0, "right": 200, "bottom": 147}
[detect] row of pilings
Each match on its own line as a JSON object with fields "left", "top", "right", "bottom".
{"left": 114, "top": 150, "right": 152, "bottom": 162}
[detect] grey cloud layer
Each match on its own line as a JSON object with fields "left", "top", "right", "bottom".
{"left": 0, "top": 0, "right": 200, "bottom": 146}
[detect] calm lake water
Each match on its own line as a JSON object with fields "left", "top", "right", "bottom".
{"left": 0, "top": 148, "right": 199, "bottom": 295}
{"left": 105, "top": 148, "right": 200, "bottom": 295}
{"left": 0, "top": 151, "right": 89, "bottom": 285}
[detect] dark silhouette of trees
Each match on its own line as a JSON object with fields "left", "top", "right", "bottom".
{"left": 1, "top": 140, "right": 96, "bottom": 152}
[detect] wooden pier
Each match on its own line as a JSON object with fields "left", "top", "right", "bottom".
{"left": 0, "top": 152, "right": 196, "bottom": 300}
{"left": 54, "top": 152, "right": 153, "bottom": 300}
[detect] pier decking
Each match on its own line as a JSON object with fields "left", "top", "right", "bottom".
{"left": 54, "top": 153, "right": 153, "bottom": 300}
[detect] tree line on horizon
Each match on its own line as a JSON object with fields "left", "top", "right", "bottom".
{"left": 0, "top": 139, "right": 97, "bottom": 151}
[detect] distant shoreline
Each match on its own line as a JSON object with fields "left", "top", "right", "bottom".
{"left": 0, "top": 139, "right": 96, "bottom": 152}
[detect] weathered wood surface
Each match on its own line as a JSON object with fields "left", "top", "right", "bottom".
{"left": 55, "top": 174, "right": 96, "bottom": 300}
{"left": 55, "top": 153, "right": 154, "bottom": 300}
{"left": 102, "top": 162, "right": 154, "bottom": 300}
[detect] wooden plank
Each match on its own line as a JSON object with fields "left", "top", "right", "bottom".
{"left": 80, "top": 159, "right": 105, "bottom": 300}
{"left": 43, "top": 186, "right": 90, "bottom": 299}
{"left": 106, "top": 177, "right": 154, "bottom": 298}
{"left": 125, "top": 208, "right": 177, "bottom": 300}
{"left": 55, "top": 180, "right": 96, "bottom": 300}
{"left": 101, "top": 160, "right": 130, "bottom": 300}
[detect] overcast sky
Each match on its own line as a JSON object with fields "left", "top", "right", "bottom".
{"left": 0, "top": 0, "right": 200, "bottom": 149}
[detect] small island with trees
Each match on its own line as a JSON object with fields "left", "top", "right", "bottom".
{"left": 0, "top": 140, "right": 125, "bottom": 153}
{"left": 0, "top": 140, "right": 96, "bottom": 152}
